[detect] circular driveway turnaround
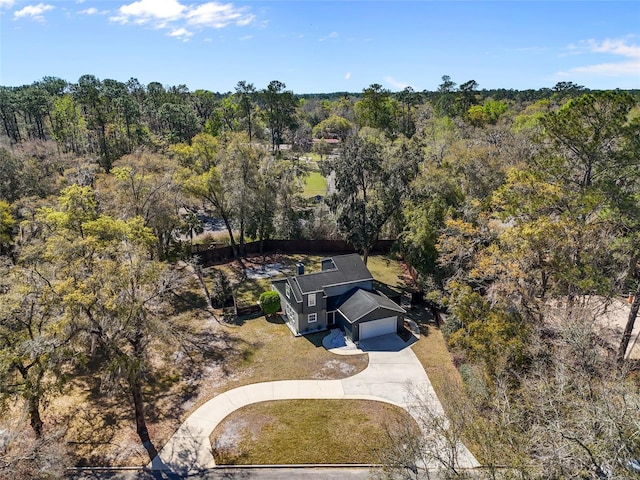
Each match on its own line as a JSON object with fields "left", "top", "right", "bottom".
{"left": 148, "top": 333, "right": 479, "bottom": 474}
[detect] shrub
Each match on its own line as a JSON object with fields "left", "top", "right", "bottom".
{"left": 259, "top": 290, "right": 281, "bottom": 316}
{"left": 210, "top": 268, "right": 233, "bottom": 308}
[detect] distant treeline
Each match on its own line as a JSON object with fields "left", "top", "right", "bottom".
{"left": 2, "top": 74, "right": 638, "bottom": 171}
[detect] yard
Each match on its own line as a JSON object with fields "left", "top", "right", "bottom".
{"left": 46, "top": 252, "right": 468, "bottom": 468}
{"left": 207, "top": 315, "right": 467, "bottom": 466}
{"left": 211, "top": 399, "right": 416, "bottom": 465}
{"left": 211, "top": 253, "right": 406, "bottom": 308}
{"left": 211, "top": 253, "right": 324, "bottom": 307}
{"left": 56, "top": 305, "right": 369, "bottom": 467}
{"left": 202, "top": 254, "right": 473, "bottom": 466}
{"left": 303, "top": 171, "right": 328, "bottom": 198}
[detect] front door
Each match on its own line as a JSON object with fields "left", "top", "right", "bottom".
{"left": 327, "top": 311, "right": 336, "bottom": 326}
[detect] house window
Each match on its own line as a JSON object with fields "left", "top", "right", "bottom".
{"left": 285, "top": 303, "right": 295, "bottom": 322}
{"left": 308, "top": 313, "right": 317, "bottom": 323}
{"left": 285, "top": 283, "right": 291, "bottom": 299}
{"left": 308, "top": 293, "right": 316, "bottom": 307}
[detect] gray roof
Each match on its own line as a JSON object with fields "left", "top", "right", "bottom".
{"left": 338, "top": 289, "right": 406, "bottom": 324}
{"left": 272, "top": 277, "right": 302, "bottom": 303}
{"left": 293, "top": 253, "right": 373, "bottom": 294}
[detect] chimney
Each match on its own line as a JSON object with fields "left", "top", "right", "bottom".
{"left": 296, "top": 262, "right": 305, "bottom": 275}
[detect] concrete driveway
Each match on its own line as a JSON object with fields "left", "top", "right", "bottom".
{"left": 149, "top": 333, "right": 479, "bottom": 474}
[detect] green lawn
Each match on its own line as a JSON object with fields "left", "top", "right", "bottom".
{"left": 303, "top": 171, "right": 328, "bottom": 198}
{"left": 366, "top": 255, "right": 406, "bottom": 289}
{"left": 211, "top": 399, "right": 416, "bottom": 465}
{"left": 234, "top": 277, "right": 272, "bottom": 306}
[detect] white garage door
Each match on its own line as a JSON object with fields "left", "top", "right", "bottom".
{"left": 359, "top": 316, "right": 397, "bottom": 340}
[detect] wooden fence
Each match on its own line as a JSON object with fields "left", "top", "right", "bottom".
{"left": 191, "top": 239, "right": 396, "bottom": 266}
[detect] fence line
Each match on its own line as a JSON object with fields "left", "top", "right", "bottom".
{"left": 191, "top": 239, "right": 396, "bottom": 266}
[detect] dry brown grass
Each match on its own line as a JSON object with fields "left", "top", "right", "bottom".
{"left": 53, "top": 312, "right": 367, "bottom": 467}
{"left": 408, "top": 309, "right": 482, "bottom": 460}
{"left": 410, "top": 324, "right": 464, "bottom": 396}
{"left": 35, "top": 253, "right": 410, "bottom": 467}
{"left": 216, "top": 318, "right": 369, "bottom": 389}
{"left": 210, "top": 399, "right": 416, "bottom": 465}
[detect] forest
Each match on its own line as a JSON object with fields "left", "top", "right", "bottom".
{"left": 0, "top": 74, "right": 639, "bottom": 479}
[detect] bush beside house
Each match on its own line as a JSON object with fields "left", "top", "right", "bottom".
{"left": 259, "top": 290, "right": 281, "bottom": 317}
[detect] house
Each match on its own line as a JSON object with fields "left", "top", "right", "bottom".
{"left": 272, "top": 253, "right": 406, "bottom": 342}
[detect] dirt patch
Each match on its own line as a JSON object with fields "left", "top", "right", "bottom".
{"left": 312, "top": 359, "right": 358, "bottom": 379}
{"left": 213, "top": 413, "right": 274, "bottom": 452}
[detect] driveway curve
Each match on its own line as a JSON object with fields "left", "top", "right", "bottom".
{"left": 149, "top": 333, "right": 479, "bottom": 474}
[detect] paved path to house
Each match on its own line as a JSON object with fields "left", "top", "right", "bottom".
{"left": 148, "top": 333, "right": 479, "bottom": 474}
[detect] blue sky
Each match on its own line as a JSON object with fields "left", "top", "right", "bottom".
{"left": 1, "top": 1, "right": 639, "bottom": 93}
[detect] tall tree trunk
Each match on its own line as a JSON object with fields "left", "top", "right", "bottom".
{"left": 239, "top": 219, "right": 245, "bottom": 257}
{"left": 220, "top": 213, "right": 239, "bottom": 257}
{"left": 129, "top": 322, "right": 158, "bottom": 461}
{"left": 131, "top": 374, "right": 157, "bottom": 460}
{"left": 28, "top": 393, "right": 43, "bottom": 438}
{"left": 16, "top": 363, "right": 43, "bottom": 437}
{"left": 99, "top": 123, "right": 111, "bottom": 172}
{"left": 194, "top": 263, "right": 213, "bottom": 309}
{"left": 617, "top": 281, "right": 640, "bottom": 364}
{"left": 258, "top": 223, "right": 265, "bottom": 254}
{"left": 362, "top": 247, "right": 369, "bottom": 266}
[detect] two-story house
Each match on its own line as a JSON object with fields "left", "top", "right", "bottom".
{"left": 272, "top": 253, "right": 405, "bottom": 342}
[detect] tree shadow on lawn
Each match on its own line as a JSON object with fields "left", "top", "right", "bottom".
{"left": 167, "top": 289, "right": 210, "bottom": 313}
{"left": 265, "top": 314, "right": 285, "bottom": 325}
{"left": 225, "top": 309, "right": 264, "bottom": 326}
{"left": 144, "top": 328, "right": 254, "bottom": 421}
{"left": 61, "top": 367, "right": 131, "bottom": 466}
{"left": 67, "top": 328, "right": 257, "bottom": 466}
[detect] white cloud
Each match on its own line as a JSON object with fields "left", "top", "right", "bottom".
{"left": 236, "top": 14, "right": 254, "bottom": 27}
{"left": 111, "top": 0, "right": 184, "bottom": 24}
{"left": 588, "top": 38, "right": 640, "bottom": 58}
{"left": 78, "top": 7, "right": 108, "bottom": 16}
{"left": 111, "top": 0, "right": 254, "bottom": 39}
{"left": 558, "top": 37, "right": 640, "bottom": 80}
{"left": 320, "top": 31, "right": 338, "bottom": 42}
{"left": 558, "top": 60, "right": 640, "bottom": 77}
{"left": 186, "top": 2, "right": 252, "bottom": 28}
{"left": 0, "top": 0, "right": 15, "bottom": 9}
{"left": 384, "top": 76, "right": 410, "bottom": 90}
{"left": 345, "top": 72, "right": 351, "bottom": 80}
{"left": 239, "top": 34, "right": 252, "bottom": 41}
{"left": 168, "top": 27, "right": 192, "bottom": 41}
{"left": 14, "top": 3, "right": 54, "bottom": 21}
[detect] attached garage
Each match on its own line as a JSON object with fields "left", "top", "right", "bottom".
{"left": 338, "top": 289, "right": 406, "bottom": 342}
{"left": 359, "top": 316, "right": 398, "bottom": 340}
